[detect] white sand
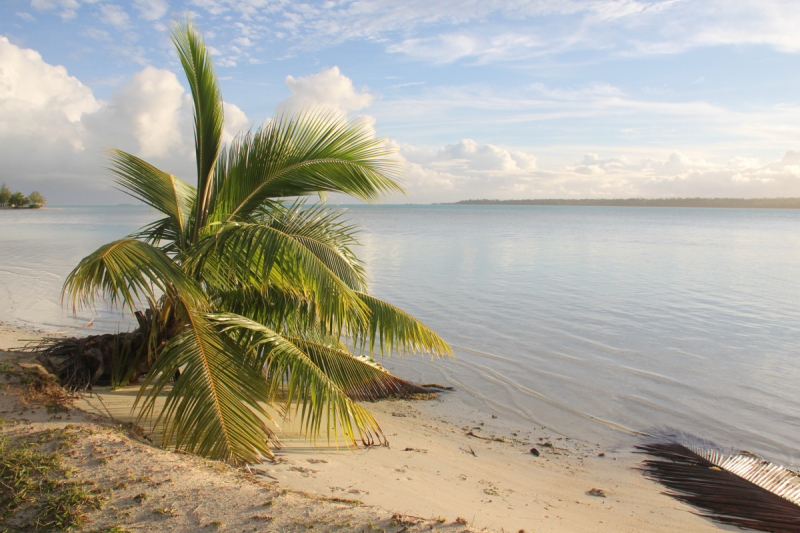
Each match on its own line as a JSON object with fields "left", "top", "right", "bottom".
{"left": 1, "top": 323, "right": 735, "bottom": 532}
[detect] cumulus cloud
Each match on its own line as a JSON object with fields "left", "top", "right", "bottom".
{"left": 0, "top": 37, "right": 255, "bottom": 203}
{"left": 395, "top": 140, "right": 539, "bottom": 201}
{"left": 222, "top": 102, "right": 250, "bottom": 145}
{"left": 392, "top": 143, "right": 800, "bottom": 203}
{"left": 0, "top": 36, "right": 100, "bottom": 149}
{"left": 107, "top": 67, "right": 189, "bottom": 158}
{"left": 432, "top": 139, "right": 538, "bottom": 172}
{"left": 272, "top": 66, "right": 378, "bottom": 143}
{"left": 275, "top": 67, "right": 374, "bottom": 117}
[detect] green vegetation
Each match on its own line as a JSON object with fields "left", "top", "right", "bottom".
{"left": 450, "top": 197, "right": 800, "bottom": 208}
{"left": 62, "top": 18, "right": 451, "bottom": 466}
{"left": 0, "top": 429, "right": 105, "bottom": 531}
{"left": 8, "top": 191, "right": 26, "bottom": 207}
{"left": 28, "top": 191, "right": 46, "bottom": 207}
{"left": 0, "top": 183, "right": 10, "bottom": 206}
{"left": 0, "top": 183, "right": 46, "bottom": 208}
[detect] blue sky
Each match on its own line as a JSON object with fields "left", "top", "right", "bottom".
{"left": 1, "top": 0, "right": 800, "bottom": 204}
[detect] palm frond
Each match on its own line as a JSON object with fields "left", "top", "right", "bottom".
{"left": 170, "top": 17, "right": 224, "bottom": 242}
{"left": 189, "top": 221, "right": 368, "bottom": 332}
{"left": 215, "top": 287, "right": 340, "bottom": 348}
{"left": 256, "top": 201, "right": 366, "bottom": 291}
{"left": 136, "top": 307, "right": 277, "bottom": 464}
{"left": 636, "top": 440, "right": 800, "bottom": 532}
{"left": 351, "top": 292, "right": 453, "bottom": 358}
{"left": 109, "top": 149, "right": 195, "bottom": 250}
{"left": 210, "top": 314, "right": 384, "bottom": 447}
{"left": 127, "top": 217, "right": 183, "bottom": 254}
{"left": 286, "top": 336, "right": 431, "bottom": 401}
{"left": 211, "top": 112, "right": 402, "bottom": 222}
{"left": 62, "top": 239, "right": 201, "bottom": 315}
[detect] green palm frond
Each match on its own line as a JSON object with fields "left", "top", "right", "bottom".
{"left": 210, "top": 314, "right": 384, "bottom": 447}
{"left": 128, "top": 217, "right": 184, "bottom": 254}
{"left": 62, "top": 239, "right": 202, "bottom": 315}
{"left": 351, "top": 292, "right": 453, "bottom": 358}
{"left": 189, "top": 221, "right": 368, "bottom": 332}
{"left": 257, "top": 201, "right": 366, "bottom": 291}
{"left": 170, "top": 17, "right": 224, "bottom": 242}
{"left": 136, "top": 308, "right": 277, "bottom": 464}
{"left": 211, "top": 112, "right": 403, "bottom": 222}
{"left": 216, "top": 283, "right": 322, "bottom": 338}
{"left": 285, "top": 336, "right": 424, "bottom": 401}
{"left": 109, "top": 149, "right": 195, "bottom": 250}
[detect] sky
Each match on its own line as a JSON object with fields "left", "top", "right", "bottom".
{"left": 1, "top": 0, "right": 800, "bottom": 204}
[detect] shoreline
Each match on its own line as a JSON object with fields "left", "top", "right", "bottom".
{"left": 0, "top": 322, "right": 736, "bottom": 532}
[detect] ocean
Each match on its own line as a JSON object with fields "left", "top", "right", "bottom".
{"left": 2, "top": 204, "right": 799, "bottom": 464}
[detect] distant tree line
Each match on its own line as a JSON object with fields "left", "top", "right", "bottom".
{"left": 447, "top": 198, "right": 800, "bottom": 209}
{"left": 0, "top": 183, "right": 46, "bottom": 208}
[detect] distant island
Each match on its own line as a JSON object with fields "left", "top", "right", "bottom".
{"left": 445, "top": 198, "right": 800, "bottom": 209}
{"left": 0, "top": 183, "right": 46, "bottom": 209}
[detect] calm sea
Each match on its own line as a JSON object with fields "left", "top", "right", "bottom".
{"left": 1, "top": 205, "right": 799, "bottom": 464}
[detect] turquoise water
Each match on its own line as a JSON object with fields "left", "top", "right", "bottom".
{"left": 1, "top": 205, "right": 799, "bottom": 464}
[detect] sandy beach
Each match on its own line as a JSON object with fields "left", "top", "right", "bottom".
{"left": 0, "top": 323, "right": 734, "bottom": 532}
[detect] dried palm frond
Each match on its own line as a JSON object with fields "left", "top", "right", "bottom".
{"left": 636, "top": 438, "right": 800, "bottom": 533}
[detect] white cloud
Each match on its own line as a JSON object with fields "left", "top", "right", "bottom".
{"left": 133, "top": 0, "right": 169, "bottom": 21}
{"left": 97, "top": 4, "right": 130, "bottom": 30}
{"left": 392, "top": 141, "right": 800, "bottom": 203}
{"left": 0, "top": 37, "right": 254, "bottom": 203}
{"left": 30, "top": 0, "right": 80, "bottom": 19}
{"left": 108, "top": 67, "right": 189, "bottom": 158}
{"left": 1, "top": 37, "right": 798, "bottom": 205}
{"left": 372, "top": 80, "right": 800, "bottom": 153}
{"left": 16, "top": 12, "right": 35, "bottom": 22}
{"left": 184, "top": 0, "right": 800, "bottom": 62}
{"left": 222, "top": 101, "right": 249, "bottom": 145}
{"left": 82, "top": 27, "right": 111, "bottom": 42}
{"left": 0, "top": 36, "right": 100, "bottom": 149}
{"left": 424, "top": 139, "right": 537, "bottom": 172}
{"left": 275, "top": 66, "right": 374, "bottom": 116}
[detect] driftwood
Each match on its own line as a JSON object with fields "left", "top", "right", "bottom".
{"left": 30, "top": 309, "right": 168, "bottom": 390}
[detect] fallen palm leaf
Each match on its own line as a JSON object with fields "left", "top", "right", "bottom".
{"left": 635, "top": 439, "right": 800, "bottom": 532}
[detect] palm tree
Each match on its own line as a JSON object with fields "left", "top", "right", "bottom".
{"left": 62, "top": 18, "right": 451, "bottom": 465}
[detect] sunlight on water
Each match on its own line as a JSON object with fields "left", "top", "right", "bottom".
{"left": 1, "top": 204, "right": 799, "bottom": 464}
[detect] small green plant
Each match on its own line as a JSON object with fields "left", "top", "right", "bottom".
{"left": 152, "top": 505, "right": 178, "bottom": 516}
{"left": 133, "top": 492, "right": 149, "bottom": 505}
{"left": 456, "top": 517, "right": 468, "bottom": 525}
{"left": 210, "top": 520, "right": 223, "bottom": 528}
